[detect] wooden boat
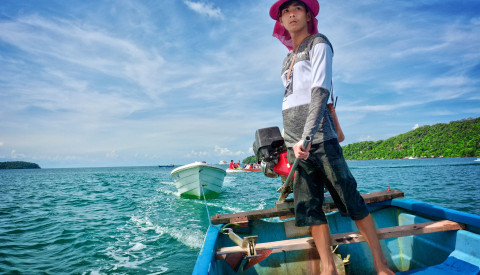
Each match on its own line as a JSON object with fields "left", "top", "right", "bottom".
{"left": 193, "top": 189, "right": 480, "bottom": 274}
{"left": 171, "top": 162, "right": 226, "bottom": 199}
{"left": 226, "top": 168, "right": 261, "bottom": 173}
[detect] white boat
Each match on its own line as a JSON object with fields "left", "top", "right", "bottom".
{"left": 408, "top": 145, "right": 417, "bottom": 159}
{"left": 226, "top": 168, "right": 261, "bottom": 173}
{"left": 219, "top": 160, "right": 228, "bottom": 164}
{"left": 171, "top": 162, "right": 226, "bottom": 199}
{"left": 475, "top": 158, "right": 480, "bottom": 162}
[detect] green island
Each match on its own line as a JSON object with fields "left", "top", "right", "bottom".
{"left": 0, "top": 161, "right": 41, "bottom": 169}
{"left": 343, "top": 117, "right": 479, "bottom": 160}
{"left": 243, "top": 117, "right": 479, "bottom": 162}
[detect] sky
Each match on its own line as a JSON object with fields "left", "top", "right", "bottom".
{"left": 1, "top": 0, "right": 479, "bottom": 168}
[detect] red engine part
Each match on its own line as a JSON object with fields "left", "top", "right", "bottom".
{"left": 272, "top": 151, "right": 293, "bottom": 179}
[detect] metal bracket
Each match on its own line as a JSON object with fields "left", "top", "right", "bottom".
{"left": 223, "top": 228, "right": 259, "bottom": 258}
{"left": 222, "top": 227, "right": 273, "bottom": 271}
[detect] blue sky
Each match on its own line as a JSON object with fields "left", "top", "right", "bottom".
{"left": 1, "top": 0, "right": 479, "bottom": 168}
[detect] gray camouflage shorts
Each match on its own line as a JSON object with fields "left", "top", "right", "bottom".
{"left": 287, "top": 138, "right": 369, "bottom": 226}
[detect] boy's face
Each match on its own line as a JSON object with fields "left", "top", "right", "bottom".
{"left": 279, "top": 2, "right": 311, "bottom": 34}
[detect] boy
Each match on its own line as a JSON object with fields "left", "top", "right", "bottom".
{"left": 269, "top": 1, "right": 394, "bottom": 274}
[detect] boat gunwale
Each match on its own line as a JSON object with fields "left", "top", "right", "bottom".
{"left": 171, "top": 162, "right": 226, "bottom": 176}
{"left": 376, "top": 198, "right": 480, "bottom": 233}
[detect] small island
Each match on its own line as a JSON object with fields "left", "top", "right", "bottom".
{"left": 342, "top": 117, "right": 479, "bottom": 160}
{"left": 0, "top": 161, "right": 41, "bottom": 169}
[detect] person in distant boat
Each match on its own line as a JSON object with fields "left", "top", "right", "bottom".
{"left": 229, "top": 160, "right": 234, "bottom": 169}
{"left": 269, "top": 1, "right": 393, "bottom": 274}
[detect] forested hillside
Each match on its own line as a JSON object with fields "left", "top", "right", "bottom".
{"left": 0, "top": 161, "right": 41, "bottom": 169}
{"left": 342, "top": 117, "right": 480, "bottom": 160}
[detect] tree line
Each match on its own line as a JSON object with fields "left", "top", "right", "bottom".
{"left": 0, "top": 161, "right": 41, "bottom": 169}
{"left": 342, "top": 117, "right": 480, "bottom": 160}
{"left": 243, "top": 117, "right": 479, "bottom": 162}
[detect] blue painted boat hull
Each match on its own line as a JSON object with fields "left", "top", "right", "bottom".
{"left": 194, "top": 197, "right": 480, "bottom": 274}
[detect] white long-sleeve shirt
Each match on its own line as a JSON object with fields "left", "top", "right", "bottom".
{"left": 281, "top": 33, "right": 338, "bottom": 147}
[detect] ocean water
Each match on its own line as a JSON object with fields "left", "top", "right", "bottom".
{"left": 0, "top": 157, "right": 479, "bottom": 274}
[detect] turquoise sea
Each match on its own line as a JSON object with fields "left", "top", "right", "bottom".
{"left": 1, "top": 157, "right": 479, "bottom": 274}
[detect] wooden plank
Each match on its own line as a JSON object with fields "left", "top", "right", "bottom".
{"left": 230, "top": 216, "right": 249, "bottom": 227}
{"left": 211, "top": 189, "right": 404, "bottom": 225}
{"left": 330, "top": 220, "right": 465, "bottom": 245}
{"left": 211, "top": 208, "right": 294, "bottom": 225}
{"left": 216, "top": 220, "right": 464, "bottom": 259}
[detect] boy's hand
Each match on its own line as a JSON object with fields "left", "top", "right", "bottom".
{"left": 293, "top": 139, "right": 311, "bottom": 160}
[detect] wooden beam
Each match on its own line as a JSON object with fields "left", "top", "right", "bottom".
{"left": 330, "top": 219, "right": 465, "bottom": 245}
{"left": 211, "top": 189, "right": 404, "bottom": 225}
{"left": 211, "top": 208, "right": 294, "bottom": 225}
{"left": 216, "top": 220, "right": 464, "bottom": 259}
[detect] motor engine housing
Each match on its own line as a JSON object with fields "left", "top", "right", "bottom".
{"left": 253, "top": 127, "right": 287, "bottom": 178}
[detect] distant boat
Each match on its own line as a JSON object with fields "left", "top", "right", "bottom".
{"left": 158, "top": 164, "right": 175, "bottom": 168}
{"left": 408, "top": 145, "right": 417, "bottom": 159}
{"left": 219, "top": 160, "right": 228, "bottom": 165}
{"left": 226, "top": 168, "right": 261, "bottom": 173}
{"left": 171, "top": 162, "right": 226, "bottom": 199}
{"left": 475, "top": 158, "right": 480, "bottom": 162}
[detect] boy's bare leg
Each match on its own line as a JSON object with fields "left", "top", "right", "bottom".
{"left": 308, "top": 249, "right": 321, "bottom": 275}
{"left": 311, "top": 224, "right": 338, "bottom": 275}
{"left": 355, "top": 214, "right": 394, "bottom": 275}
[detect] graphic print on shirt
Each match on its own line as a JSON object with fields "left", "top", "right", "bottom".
{"left": 284, "top": 72, "right": 293, "bottom": 98}
{"left": 283, "top": 50, "right": 309, "bottom": 100}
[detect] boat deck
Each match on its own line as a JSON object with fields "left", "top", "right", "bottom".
{"left": 195, "top": 189, "right": 480, "bottom": 274}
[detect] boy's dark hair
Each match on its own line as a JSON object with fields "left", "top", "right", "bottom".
{"left": 278, "top": 0, "right": 309, "bottom": 18}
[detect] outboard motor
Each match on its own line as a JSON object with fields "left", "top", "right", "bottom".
{"left": 253, "top": 127, "right": 290, "bottom": 178}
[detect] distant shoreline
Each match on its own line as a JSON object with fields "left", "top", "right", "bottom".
{"left": 0, "top": 161, "right": 41, "bottom": 169}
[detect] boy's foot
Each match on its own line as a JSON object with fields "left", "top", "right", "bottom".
{"left": 321, "top": 266, "right": 338, "bottom": 275}
{"left": 376, "top": 265, "right": 394, "bottom": 275}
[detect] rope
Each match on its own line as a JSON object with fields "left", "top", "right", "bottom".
{"left": 200, "top": 184, "right": 212, "bottom": 226}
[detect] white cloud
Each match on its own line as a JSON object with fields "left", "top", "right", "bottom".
{"left": 185, "top": 150, "right": 208, "bottom": 159}
{"left": 413, "top": 124, "right": 419, "bottom": 130}
{"left": 357, "top": 136, "right": 373, "bottom": 142}
{"left": 0, "top": 15, "right": 166, "bottom": 99}
{"left": 184, "top": 1, "right": 224, "bottom": 19}
{"left": 342, "top": 101, "right": 416, "bottom": 112}
{"left": 10, "top": 149, "right": 25, "bottom": 159}
{"left": 214, "top": 145, "right": 245, "bottom": 156}
{"left": 106, "top": 150, "right": 119, "bottom": 159}
{"left": 428, "top": 76, "right": 473, "bottom": 88}
{"left": 392, "top": 43, "right": 447, "bottom": 58}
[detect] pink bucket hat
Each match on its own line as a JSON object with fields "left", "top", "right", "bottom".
{"left": 270, "top": 0, "right": 320, "bottom": 50}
